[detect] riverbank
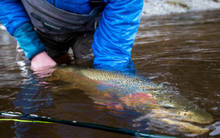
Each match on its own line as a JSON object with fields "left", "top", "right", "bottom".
{"left": 142, "top": 0, "right": 220, "bottom": 16}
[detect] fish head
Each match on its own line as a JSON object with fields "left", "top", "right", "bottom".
{"left": 174, "top": 108, "right": 214, "bottom": 124}
{"left": 142, "top": 97, "right": 214, "bottom": 136}
{"left": 121, "top": 90, "right": 214, "bottom": 136}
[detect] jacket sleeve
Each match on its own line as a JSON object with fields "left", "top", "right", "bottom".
{"left": 0, "top": 0, "right": 29, "bottom": 35}
{"left": 92, "top": 0, "right": 143, "bottom": 73}
{"left": 0, "top": 0, "right": 45, "bottom": 59}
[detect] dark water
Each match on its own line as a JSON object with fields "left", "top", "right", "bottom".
{"left": 0, "top": 10, "right": 220, "bottom": 137}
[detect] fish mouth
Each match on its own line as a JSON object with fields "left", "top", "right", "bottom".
{"left": 134, "top": 110, "right": 211, "bottom": 136}
{"left": 150, "top": 106, "right": 214, "bottom": 124}
{"left": 159, "top": 118, "right": 210, "bottom": 136}
{"left": 145, "top": 108, "right": 213, "bottom": 135}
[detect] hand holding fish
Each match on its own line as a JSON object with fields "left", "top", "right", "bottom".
{"left": 31, "top": 51, "right": 56, "bottom": 78}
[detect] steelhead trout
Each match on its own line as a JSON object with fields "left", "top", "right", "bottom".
{"left": 47, "top": 67, "right": 213, "bottom": 136}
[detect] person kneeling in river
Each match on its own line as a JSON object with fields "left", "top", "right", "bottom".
{"left": 0, "top": 0, "right": 143, "bottom": 74}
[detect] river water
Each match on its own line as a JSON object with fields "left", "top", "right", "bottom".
{"left": 0, "top": 10, "right": 220, "bottom": 137}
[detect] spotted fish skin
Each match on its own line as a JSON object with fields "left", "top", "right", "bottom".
{"left": 49, "top": 67, "right": 214, "bottom": 136}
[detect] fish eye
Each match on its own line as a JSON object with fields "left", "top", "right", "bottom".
{"left": 160, "top": 105, "right": 176, "bottom": 109}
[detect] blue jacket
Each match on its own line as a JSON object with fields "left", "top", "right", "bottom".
{"left": 0, "top": 0, "right": 143, "bottom": 72}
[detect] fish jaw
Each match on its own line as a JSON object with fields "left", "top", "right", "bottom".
{"left": 134, "top": 109, "right": 210, "bottom": 136}
{"left": 160, "top": 118, "right": 210, "bottom": 135}
{"left": 144, "top": 107, "right": 213, "bottom": 135}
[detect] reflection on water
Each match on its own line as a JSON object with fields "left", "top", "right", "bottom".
{"left": 0, "top": 10, "right": 220, "bottom": 137}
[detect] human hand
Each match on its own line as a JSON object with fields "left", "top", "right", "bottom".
{"left": 31, "top": 52, "right": 56, "bottom": 76}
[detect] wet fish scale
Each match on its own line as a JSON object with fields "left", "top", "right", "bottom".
{"left": 48, "top": 67, "right": 214, "bottom": 136}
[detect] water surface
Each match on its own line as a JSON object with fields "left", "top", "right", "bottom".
{"left": 0, "top": 10, "right": 220, "bottom": 137}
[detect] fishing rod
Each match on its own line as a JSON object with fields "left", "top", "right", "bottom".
{"left": 0, "top": 111, "right": 176, "bottom": 138}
